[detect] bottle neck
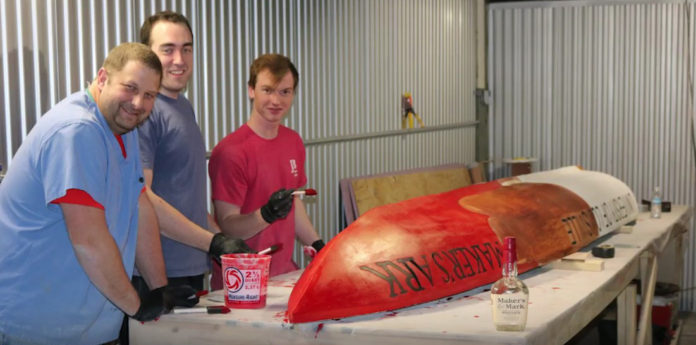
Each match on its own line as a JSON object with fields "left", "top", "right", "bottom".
{"left": 503, "top": 261, "right": 517, "bottom": 278}
{"left": 502, "top": 237, "right": 519, "bottom": 278}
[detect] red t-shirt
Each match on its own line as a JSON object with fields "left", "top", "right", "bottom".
{"left": 209, "top": 124, "right": 306, "bottom": 288}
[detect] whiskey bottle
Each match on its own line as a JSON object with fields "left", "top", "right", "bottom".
{"left": 491, "top": 236, "right": 529, "bottom": 331}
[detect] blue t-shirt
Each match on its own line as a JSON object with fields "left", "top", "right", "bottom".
{"left": 138, "top": 93, "right": 209, "bottom": 277}
{"left": 0, "top": 91, "right": 144, "bottom": 344}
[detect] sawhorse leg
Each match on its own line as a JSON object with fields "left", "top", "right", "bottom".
{"left": 617, "top": 283, "right": 637, "bottom": 345}
{"left": 637, "top": 253, "right": 658, "bottom": 345}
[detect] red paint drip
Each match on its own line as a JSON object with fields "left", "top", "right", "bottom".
{"left": 314, "top": 323, "right": 324, "bottom": 338}
{"left": 276, "top": 310, "right": 290, "bottom": 323}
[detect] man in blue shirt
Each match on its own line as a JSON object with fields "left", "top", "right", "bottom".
{"left": 0, "top": 43, "right": 172, "bottom": 344}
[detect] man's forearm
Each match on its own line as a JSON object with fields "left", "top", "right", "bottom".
{"left": 294, "top": 199, "right": 321, "bottom": 245}
{"left": 136, "top": 193, "right": 168, "bottom": 291}
{"left": 146, "top": 188, "right": 213, "bottom": 251}
{"left": 217, "top": 210, "right": 267, "bottom": 240}
{"left": 207, "top": 213, "right": 222, "bottom": 233}
{"left": 62, "top": 204, "right": 141, "bottom": 316}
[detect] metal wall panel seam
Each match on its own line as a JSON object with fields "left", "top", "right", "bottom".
{"left": 207, "top": 0, "right": 215, "bottom": 149}
{"left": 60, "top": 2, "right": 71, "bottom": 97}
{"left": 47, "top": 1, "right": 57, "bottom": 107}
{"left": 16, "top": 0, "right": 27, "bottom": 139}
{"left": 0, "top": 0, "right": 11, "bottom": 166}
{"left": 30, "top": 0, "right": 41, "bottom": 124}
{"left": 199, "top": 0, "right": 209, "bottom": 151}
{"left": 218, "top": 1, "right": 228, "bottom": 144}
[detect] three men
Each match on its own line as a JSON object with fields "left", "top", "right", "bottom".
{"left": 0, "top": 13, "right": 324, "bottom": 345}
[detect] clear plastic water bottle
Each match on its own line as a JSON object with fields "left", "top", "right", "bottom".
{"left": 650, "top": 186, "right": 662, "bottom": 219}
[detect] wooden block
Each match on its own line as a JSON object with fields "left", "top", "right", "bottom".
{"left": 468, "top": 162, "right": 487, "bottom": 184}
{"left": 563, "top": 252, "right": 591, "bottom": 261}
{"left": 618, "top": 225, "right": 634, "bottom": 234}
{"left": 548, "top": 258, "right": 604, "bottom": 271}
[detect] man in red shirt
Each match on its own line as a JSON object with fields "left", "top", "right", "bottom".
{"left": 209, "top": 54, "right": 325, "bottom": 285}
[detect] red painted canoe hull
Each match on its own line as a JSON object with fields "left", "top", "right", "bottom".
{"left": 288, "top": 167, "right": 638, "bottom": 323}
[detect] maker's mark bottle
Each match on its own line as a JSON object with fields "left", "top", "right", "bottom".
{"left": 491, "top": 236, "right": 529, "bottom": 331}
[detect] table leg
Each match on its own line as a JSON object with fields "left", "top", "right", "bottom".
{"left": 637, "top": 253, "right": 658, "bottom": 345}
{"left": 617, "top": 283, "right": 637, "bottom": 345}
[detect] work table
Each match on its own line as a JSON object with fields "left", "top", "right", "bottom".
{"left": 131, "top": 206, "right": 691, "bottom": 345}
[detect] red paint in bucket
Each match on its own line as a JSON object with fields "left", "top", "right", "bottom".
{"left": 221, "top": 253, "right": 271, "bottom": 309}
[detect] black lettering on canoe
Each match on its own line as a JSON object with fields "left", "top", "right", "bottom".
{"left": 601, "top": 202, "right": 613, "bottom": 228}
{"left": 442, "top": 249, "right": 465, "bottom": 279}
{"left": 396, "top": 257, "right": 425, "bottom": 292}
{"left": 359, "top": 261, "right": 408, "bottom": 298}
{"left": 493, "top": 242, "right": 504, "bottom": 268}
{"left": 403, "top": 255, "right": 434, "bottom": 287}
{"left": 449, "top": 247, "right": 474, "bottom": 277}
{"left": 432, "top": 252, "right": 452, "bottom": 283}
{"left": 563, "top": 216, "right": 579, "bottom": 245}
{"left": 471, "top": 244, "right": 492, "bottom": 273}
{"left": 484, "top": 242, "right": 502, "bottom": 268}
{"left": 455, "top": 247, "right": 476, "bottom": 276}
{"left": 579, "top": 209, "right": 593, "bottom": 229}
{"left": 591, "top": 205, "right": 606, "bottom": 230}
{"left": 578, "top": 209, "right": 596, "bottom": 236}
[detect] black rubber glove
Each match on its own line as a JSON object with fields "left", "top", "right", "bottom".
{"left": 260, "top": 188, "right": 294, "bottom": 224}
{"left": 164, "top": 284, "right": 199, "bottom": 308}
{"left": 208, "top": 232, "right": 254, "bottom": 264}
{"left": 131, "top": 286, "right": 168, "bottom": 322}
{"left": 311, "top": 239, "right": 326, "bottom": 253}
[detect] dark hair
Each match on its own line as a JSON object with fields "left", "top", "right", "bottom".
{"left": 103, "top": 42, "right": 162, "bottom": 83}
{"left": 248, "top": 54, "right": 299, "bottom": 90}
{"left": 140, "top": 11, "right": 193, "bottom": 45}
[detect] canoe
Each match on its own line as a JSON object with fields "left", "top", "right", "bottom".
{"left": 287, "top": 166, "right": 638, "bottom": 323}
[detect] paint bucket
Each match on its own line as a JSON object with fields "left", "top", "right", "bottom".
{"left": 221, "top": 253, "right": 271, "bottom": 309}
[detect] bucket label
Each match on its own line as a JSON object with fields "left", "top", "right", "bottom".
{"left": 225, "top": 267, "right": 262, "bottom": 301}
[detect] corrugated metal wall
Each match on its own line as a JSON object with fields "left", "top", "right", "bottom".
{"left": 489, "top": 0, "right": 696, "bottom": 310}
{"left": 0, "top": 0, "right": 478, "bottom": 266}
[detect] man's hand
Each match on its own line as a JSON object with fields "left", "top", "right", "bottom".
{"left": 303, "top": 239, "right": 326, "bottom": 259}
{"left": 130, "top": 284, "right": 202, "bottom": 320}
{"left": 209, "top": 232, "right": 254, "bottom": 264}
{"left": 164, "top": 285, "right": 199, "bottom": 308}
{"left": 260, "top": 188, "right": 294, "bottom": 224}
{"left": 130, "top": 286, "right": 169, "bottom": 322}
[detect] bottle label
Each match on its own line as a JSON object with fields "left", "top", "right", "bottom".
{"left": 651, "top": 198, "right": 662, "bottom": 218}
{"left": 491, "top": 292, "right": 529, "bottom": 325}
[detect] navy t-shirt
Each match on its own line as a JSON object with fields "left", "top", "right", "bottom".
{"left": 138, "top": 93, "right": 210, "bottom": 277}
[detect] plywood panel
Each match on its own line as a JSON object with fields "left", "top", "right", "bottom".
{"left": 351, "top": 165, "right": 472, "bottom": 216}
